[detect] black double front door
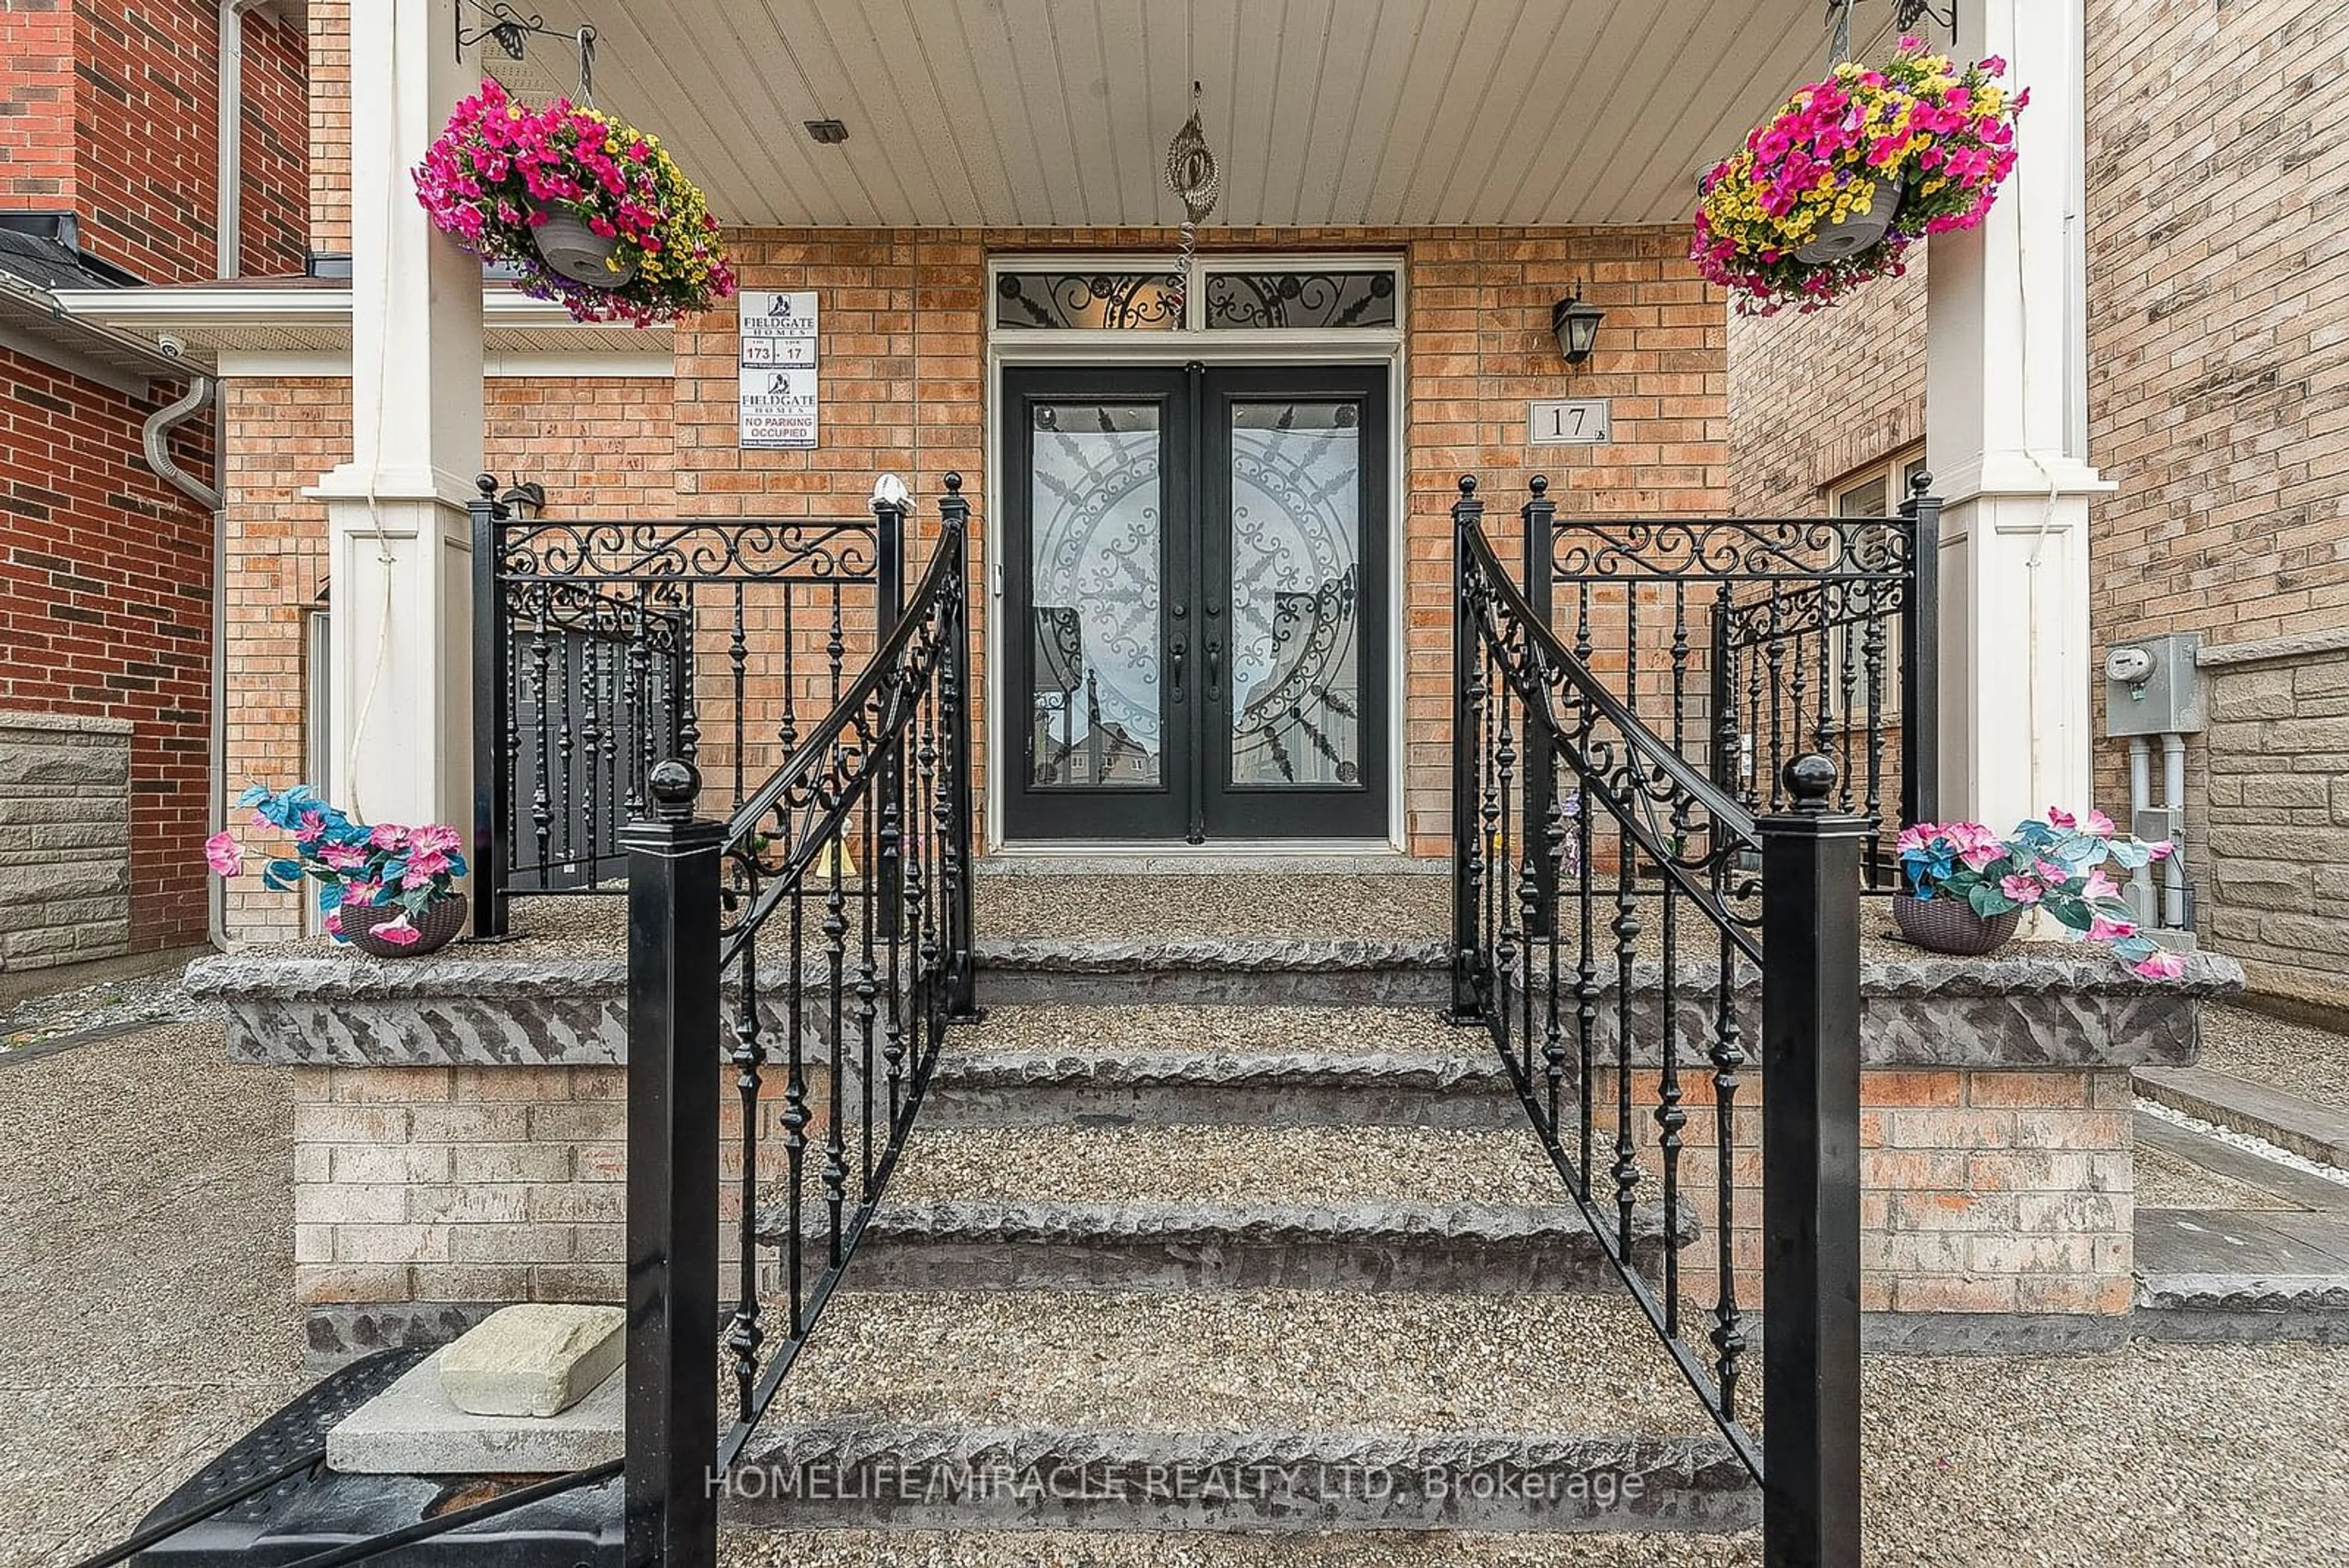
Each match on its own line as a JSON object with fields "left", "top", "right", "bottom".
{"left": 1003, "top": 363, "right": 1390, "bottom": 842}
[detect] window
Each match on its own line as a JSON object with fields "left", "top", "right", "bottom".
{"left": 1831, "top": 450, "right": 1928, "bottom": 519}
{"left": 990, "top": 258, "right": 1403, "bottom": 335}
{"left": 1824, "top": 448, "right": 1926, "bottom": 724}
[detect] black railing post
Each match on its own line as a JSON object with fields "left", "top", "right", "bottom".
{"left": 939, "top": 475, "right": 981, "bottom": 1021}
{"left": 469, "top": 475, "right": 510, "bottom": 940}
{"left": 1899, "top": 474, "right": 1941, "bottom": 829}
{"left": 1521, "top": 476, "right": 1557, "bottom": 936}
{"left": 622, "top": 759, "right": 724, "bottom": 1568}
{"left": 1709, "top": 596, "right": 1739, "bottom": 799}
{"left": 874, "top": 483, "right": 909, "bottom": 944}
{"left": 1450, "top": 475, "right": 1485, "bottom": 1023}
{"left": 1758, "top": 752, "right": 1866, "bottom": 1568}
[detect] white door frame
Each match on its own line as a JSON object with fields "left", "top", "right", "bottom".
{"left": 981, "top": 255, "right": 1409, "bottom": 855}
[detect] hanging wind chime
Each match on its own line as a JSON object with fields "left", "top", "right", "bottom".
{"left": 1165, "top": 81, "right": 1220, "bottom": 310}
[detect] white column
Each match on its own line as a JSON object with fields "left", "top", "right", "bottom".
{"left": 310, "top": 0, "right": 483, "bottom": 831}
{"left": 1924, "top": 0, "right": 2108, "bottom": 833}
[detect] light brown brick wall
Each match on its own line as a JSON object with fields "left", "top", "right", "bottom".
{"left": 220, "top": 374, "right": 677, "bottom": 940}
{"left": 1726, "top": 0, "right": 2349, "bottom": 1004}
{"left": 306, "top": 0, "right": 349, "bottom": 255}
{"left": 1727, "top": 261, "right": 1926, "bottom": 516}
{"left": 219, "top": 228, "right": 1725, "bottom": 878}
{"left": 293, "top": 1061, "right": 2134, "bottom": 1317}
{"left": 292, "top": 1062, "right": 809, "bottom": 1308}
{"left": 684, "top": 226, "right": 1727, "bottom": 857}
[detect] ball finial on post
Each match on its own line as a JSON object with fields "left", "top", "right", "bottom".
{"left": 1783, "top": 752, "right": 1838, "bottom": 812}
{"left": 1529, "top": 475, "right": 1548, "bottom": 498}
{"left": 648, "top": 758, "right": 702, "bottom": 822}
{"left": 1457, "top": 474, "right": 1478, "bottom": 497}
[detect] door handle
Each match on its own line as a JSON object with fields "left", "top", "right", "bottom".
{"left": 1206, "top": 638, "right": 1222, "bottom": 701}
{"left": 1170, "top": 637, "right": 1187, "bottom": 703}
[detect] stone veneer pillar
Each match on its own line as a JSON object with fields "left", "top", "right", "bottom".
{"left": 1925, "top": 0, "right": 2110, "bottom": 832}
{"left": 308, "top": 0, "right": 482, "bottom": 833}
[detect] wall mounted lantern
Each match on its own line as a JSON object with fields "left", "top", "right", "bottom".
{"left": 1552, "top": 286, "right": 1604, "bottom": 369}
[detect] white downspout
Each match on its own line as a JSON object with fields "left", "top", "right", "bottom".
{"left": 217, "top": 0, "right": 268, "bottom": 278}
{"left": 207, "top": 0, "right": 264, "bottom": 946}
{"left": 142, "top": 378, "right": 230, "bottom": 948}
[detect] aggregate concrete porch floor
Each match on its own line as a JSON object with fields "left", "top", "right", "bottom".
{"left": 467, "top": 877, "right": 2096, "bottom": 963}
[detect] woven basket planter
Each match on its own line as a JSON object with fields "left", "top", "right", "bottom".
{"left": 343, "top": 893, "right": 469, "bottom": 959}
{"left": 1891, "top": 893, "right": 2021, "bottom": 957}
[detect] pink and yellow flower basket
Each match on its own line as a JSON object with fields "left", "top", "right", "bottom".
{"left": 1691, "top": 37, "right": 2027, "bottom": 315}
{"left": 412, "top": 76, "right": 736, "bottom": 327}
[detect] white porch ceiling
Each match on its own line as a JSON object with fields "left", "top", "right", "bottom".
{"left": 502, "top": 0, "right": 1869, "bottom": 230}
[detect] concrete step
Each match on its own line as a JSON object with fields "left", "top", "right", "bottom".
{"left": 2130, "top": 1109, "right": 2349, "bottom": 1343}
{"left": 725, "top": 1288, "right": 1758, "bottom": 1534}
{"left": 761, "top": 1124, "right": 1680, "bottom": 1293}
{"left": 973, "top": 937, "right": 1450, "bottom": 1008}
{"left": 2136, "top": 1064, "right": 2349, "bottom": 1172}
{"left": 717, "top": 1529, "right": 1762, "bottom": 1566}
{"left": 928, "top": 1003, "right": 1515, "bottom": 1129}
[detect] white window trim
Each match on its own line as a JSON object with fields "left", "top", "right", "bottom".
{"left": 985, "top": 253, "right": 1406, "bottom": 347}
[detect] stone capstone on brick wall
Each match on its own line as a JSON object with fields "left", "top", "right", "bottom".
{"left": 188, "top": 940, "right": 2243, "bottom": 1071}
{"left": 0, "top": 711, "right": 132, "bottom": 972}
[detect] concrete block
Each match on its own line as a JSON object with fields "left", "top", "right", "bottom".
{"left": 439, "top": 1303, "right": 626, "bottom": 1418}
{"left": 328, "top": 1346, "right": 622, "bottom": 1473}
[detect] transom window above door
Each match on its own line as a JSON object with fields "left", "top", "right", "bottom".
{"left": 991, "top": 258, "right": 1403, "bottom": 335}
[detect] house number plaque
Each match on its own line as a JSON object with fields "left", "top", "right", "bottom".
{"left": 1527, "top": 398, "right": 1611, "bottom": 445}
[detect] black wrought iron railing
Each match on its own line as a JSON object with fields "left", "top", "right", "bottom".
{"left": 620, "top": 475, "right": 978, "bottom": 1562}
{"left": 1520, "top": 472, "right": 1939, "bottom": 891}
{"left": 1453, "top": 476, "right": 1868, "bottom": 1565}
{"left": 469, "top": 476, "right": 906, "bottom": 939}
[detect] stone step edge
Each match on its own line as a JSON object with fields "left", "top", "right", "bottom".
{"left": 723, "top": 1421, "right": 1758, "bottom": 1534}
{"left": 934, "top": 1047, "right": 1511, "bottom": 1090}
{"left": 2132, "top": 1273, "right": 2349, "bottom": 1344}
{"left": 755, "top": 1198, "right": 1690, "bottom": 1249}
{"left": 974, "top": 937, "right": 1450, "bottom": 973}
{"left": 2135, "top": 1066, "right": 2349, "bottom": 1172}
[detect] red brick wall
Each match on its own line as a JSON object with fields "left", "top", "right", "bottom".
{"left": 0, "top": 2, "right": 312, "bottom": 281}
{"left": 0, "top": 4, "right": 78, "bottom": 206}
{"left": 234, "top": 3, "right": 308, "bottom": 275}
{"left": 0, "top": 344, "right": 215, "bottom": 952}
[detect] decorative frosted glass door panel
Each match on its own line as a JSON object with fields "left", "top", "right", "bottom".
{"left": 1003, "top": 364, "right": 1387, "bottom": 843}
{"left": 1027, "top": 403, "right": 1165, "bottom": 792}
{"left": 1227, "top": 401, "right": 1363, "bottom": 791}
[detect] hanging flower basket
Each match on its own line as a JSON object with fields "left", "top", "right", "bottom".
{"left": 413, "top": 77, "right": 735, "bottom": 326}
{"left": 1691, "top": 37, "right": 2027, "bottom": 316}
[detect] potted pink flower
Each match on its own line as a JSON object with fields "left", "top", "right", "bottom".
{"left": 206, "top": 784, "right": 470, "bottom": 957}
{"left": 1894, "top": 808, "right": 2183, "bottom": 977}
{"left": 412, "top": 76, "right": 735, "bottom": 327}
{"left": 1692, "top": 37, "right": 2027, "bottom": 314}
